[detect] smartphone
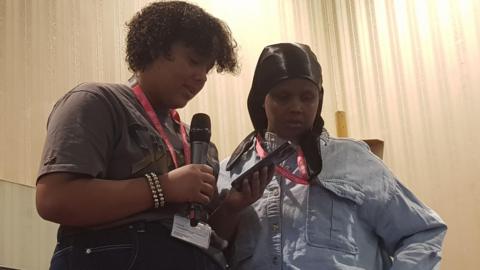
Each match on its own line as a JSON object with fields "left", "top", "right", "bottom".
{"left": 231, "top": 141, "right": 296, "bottom": 190}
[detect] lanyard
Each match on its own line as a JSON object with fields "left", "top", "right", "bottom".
{"left": 132, "top": 84, "right": 191, "bottom": 168}
{"left": 255, "top": 135, "right": 309, "bottom": 185}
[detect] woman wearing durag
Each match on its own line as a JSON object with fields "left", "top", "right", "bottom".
{"left": 216, "top": 43, "right": 447, "bottom": 269}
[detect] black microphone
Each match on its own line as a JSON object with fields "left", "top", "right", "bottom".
{"left": 189, "top": 113, "right": 211, "bottom": 226}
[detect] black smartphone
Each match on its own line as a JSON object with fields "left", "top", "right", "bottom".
{"left": 231, "top": 141, "right": 296, "bottom": 190}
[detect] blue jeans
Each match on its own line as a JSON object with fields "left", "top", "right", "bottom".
{"left": 50, "top": 221, "right": 225, "bottom": 270}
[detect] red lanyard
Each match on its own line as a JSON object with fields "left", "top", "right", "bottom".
{"left": 255, "top": 135, "right": 309, "bottom": 185}
{"left": 132, "top": 84, "right": 191, "bottom": 168}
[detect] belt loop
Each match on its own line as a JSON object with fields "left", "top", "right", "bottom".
{"left": 135, "top": 221, "right": 146, "bottom": 233}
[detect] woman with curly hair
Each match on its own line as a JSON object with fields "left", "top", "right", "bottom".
{"left": 35, "top": 1, "right": 253, "bottom": 269}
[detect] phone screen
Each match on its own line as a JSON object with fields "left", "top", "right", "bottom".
{"left": 231, "top": 141, "right": 296, "bottom": 190}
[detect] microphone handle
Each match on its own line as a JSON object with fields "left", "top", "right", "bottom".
{"left": 189, "top": 203, "right": 202, "bottom": 226}
{"left": 190, "top": 141, "right": 210, "bottom": 227}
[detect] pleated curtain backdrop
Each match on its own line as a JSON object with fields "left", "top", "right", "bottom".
{"left": 0, "top": 0, "right": 479, "bottom": 269}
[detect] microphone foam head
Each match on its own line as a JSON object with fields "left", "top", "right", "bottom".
{"left": 190, "top": 113, "right": 211, "bottom": 142}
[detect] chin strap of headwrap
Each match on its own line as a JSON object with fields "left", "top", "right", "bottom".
{"left": 299, "top": 130, "right": 322, "bottom": 181}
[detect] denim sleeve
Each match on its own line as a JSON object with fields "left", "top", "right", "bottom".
{"left": 372, "top": 177, "right": 447, "bottom": 270}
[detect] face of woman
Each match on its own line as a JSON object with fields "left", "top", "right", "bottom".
{"left": 140, "top": 41, "right": 214, "bottom": 109}
{"left": 264, "top": 78, "right": 320, "bottom": 142}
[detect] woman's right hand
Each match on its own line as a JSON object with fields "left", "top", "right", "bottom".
{"left": 161, "top": 164, "right": 216, "bottom": 204}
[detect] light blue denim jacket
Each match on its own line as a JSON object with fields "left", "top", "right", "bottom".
{"left": 217, "top": 131, "right": 447, "bottom": 270}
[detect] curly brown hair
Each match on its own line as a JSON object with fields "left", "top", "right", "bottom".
{"left": 126, "top": 1, "right": 238, "bottom": 73}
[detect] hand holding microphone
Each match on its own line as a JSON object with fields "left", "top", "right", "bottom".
{"left": 162, "top": 164, "right": 215, "bottom": 204}
{"left": 188, "top": 113, "right": 212, "bottom": 226}
{"left": 159, "top": 113, "right": 214, "bottom": 209}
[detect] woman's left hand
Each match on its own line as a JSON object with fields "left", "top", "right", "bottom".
{"left": 222, "top": 165, "right": 275, "bottom": 212}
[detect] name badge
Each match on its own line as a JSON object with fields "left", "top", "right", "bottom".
{"left": 171, "top": 214, "right": 211, "bottom": 249}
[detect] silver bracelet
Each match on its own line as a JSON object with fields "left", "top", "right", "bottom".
{"left": 149, "top": 172, "right": 165, "bottom": 207}
{"left": 145, "top": 172, "right": 160, "bottom": 208}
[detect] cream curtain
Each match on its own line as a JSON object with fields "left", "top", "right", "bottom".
{"left": 1, "top": 0, "right": 479, "bottom": 269}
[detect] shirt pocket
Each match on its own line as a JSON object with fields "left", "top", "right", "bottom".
{"left": 305, "top": 179, "right": 364, "bottom": 255}
{"left": 127, "top": 123, "right": 168, "bottom": 176}
{"left": 229, "top": 208, "right": 260, "bottom": 267}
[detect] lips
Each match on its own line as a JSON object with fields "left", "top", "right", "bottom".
{"left": 285, "top": 119, "right": 304, "bottom": 128}
{"left": 180, "top": 85, "right": 195, "bottom": 99}
{"left": 183, "top": 84, "right": 201, "bottom": 97}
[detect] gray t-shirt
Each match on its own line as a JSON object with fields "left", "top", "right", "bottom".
{"left": 38, "top": 82, "right": 219, "bottom": 228}
{"left": 39, "top": 82, "right": 177, "bottom": 179}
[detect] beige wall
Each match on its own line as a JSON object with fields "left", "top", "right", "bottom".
{"left": 0, "top": 0, "right": 478, "bottom": 269}
{"left": 0, "top": 180, "right": 57, "bottom": 270}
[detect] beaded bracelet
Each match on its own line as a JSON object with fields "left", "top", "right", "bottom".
{"left": 145, "top": 173, "right": 159, "bottom": 208}
{"left": 150, "top": 172, "right": 165, "bottom": 207}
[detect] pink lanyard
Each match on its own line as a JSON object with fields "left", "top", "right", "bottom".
{"left": 132, "top": 84, "right": 191, "bottom": 168}
{"left": 255, "top": 135, "right": 309, "bottom": 185}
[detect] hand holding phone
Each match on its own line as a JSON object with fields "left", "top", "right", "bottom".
{"left": 231, "top": 141, "right": 296, "bottom": 190}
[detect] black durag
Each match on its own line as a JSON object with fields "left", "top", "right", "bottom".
{"left": 227, "top": 43, "right": 324, "bottom": 179}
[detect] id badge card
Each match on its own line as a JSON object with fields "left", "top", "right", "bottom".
{"left": 171, "top": 214, "right": 211, "bottom": 249}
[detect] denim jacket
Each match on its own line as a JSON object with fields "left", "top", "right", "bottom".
{"left": 217, "top": 131, "right": 446, "bottom": 270}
